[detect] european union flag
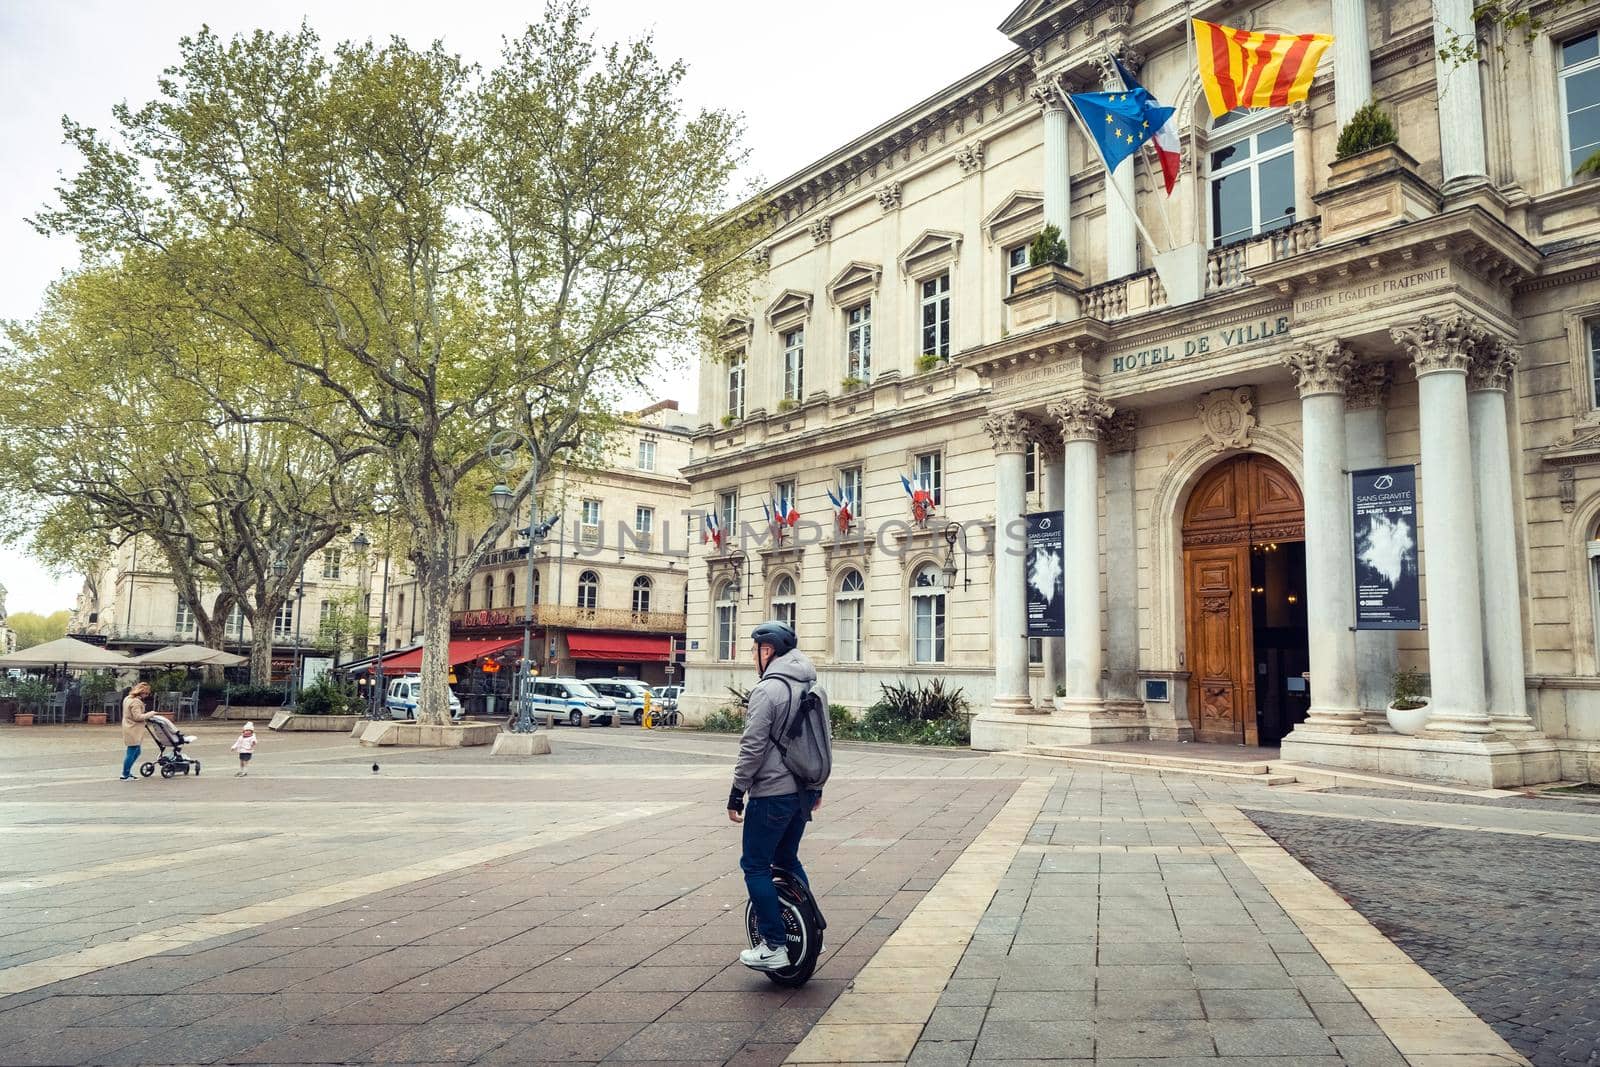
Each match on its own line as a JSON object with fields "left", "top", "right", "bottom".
{"left": 1068, "top": 88, "right": 1175, "bottom": 173}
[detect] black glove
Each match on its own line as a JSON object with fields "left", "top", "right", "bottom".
{"left": 728, "top": 787, "right": 745, "bottom": 813}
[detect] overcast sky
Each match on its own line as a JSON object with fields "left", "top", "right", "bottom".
{"left": 0, "top": 1, "right": 1012, "bottom": 615}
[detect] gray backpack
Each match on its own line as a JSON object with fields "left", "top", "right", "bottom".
{"left": 773, "top": 679, "right": 833, "bottom": 791}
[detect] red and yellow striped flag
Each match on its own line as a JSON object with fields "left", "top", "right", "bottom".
{"left": 1193, "top": 19, "right": 1334, "bottom": 117}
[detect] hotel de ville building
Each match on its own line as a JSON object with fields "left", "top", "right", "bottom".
{"left": 679, "top": 0, "right": 1600, "bottom": 787}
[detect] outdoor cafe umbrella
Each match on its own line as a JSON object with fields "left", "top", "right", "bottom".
{"left": 0, "top": 636, "right": 136, "bottom": 670}
{"left": 130, "top": 643, "right": 248, "bottom": 668}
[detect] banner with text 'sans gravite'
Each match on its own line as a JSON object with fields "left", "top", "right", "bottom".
{"left": 1351, "top": 466, "right": 1421, "bottom": 630}
{"left": 1025, "top": 511, "right": 1065, "bottom": 638}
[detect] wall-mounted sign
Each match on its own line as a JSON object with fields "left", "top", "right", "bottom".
{"left": 1105, "top": 313, "right": 1291, "bottom": 376}
{"left": 1351, "top": 465, "right": 1421, "bottom": 630}
{"left": 1025, "top": 511, "right": 1065, "bottom": 638}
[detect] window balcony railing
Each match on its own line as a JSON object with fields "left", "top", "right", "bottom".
{"left": 1078, "top": 217, "right": 1322, "bottom": 324}
{"left": 450, "top": 604, "right": 686, "bottom": 634}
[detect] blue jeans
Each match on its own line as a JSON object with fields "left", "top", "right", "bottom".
{"left": 741, "top": 791, "right": 816, "bottom": 949}
{"left": 121, "top": 745, "right": 141, "bottom": 778}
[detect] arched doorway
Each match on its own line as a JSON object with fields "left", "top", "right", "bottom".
{"left": 1181, "top": 454, "right": 1309, "bottom": 746}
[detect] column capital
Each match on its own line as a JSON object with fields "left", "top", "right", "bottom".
{"left": 1390, "top": 313, "right": 1490, "bottom": 377}
{"left": 1282, "top": 340, "right": 1356, "bottom": 398}
{"left": 1048, "top": 395, "right": 1115, "bottom": 443}
{"left": 1467, "top": 337, "right": 1519, "bottom": 393}
{"left": 1288, "top": 100, "right": 1313, "bottom": 130}
{"left": 982, "top": 411, "right": 1035, "bottom": 455}
{"left": 1030, "top": 75, "right": 1071, "bottom": 113}
{"left": 1103, "top": 410, "right": 1140, "bottom": 453}
{"left": 1344, "top": 362, "right": 1392, "bottom": 411}
{"left": 1093, "top": 47, "right": 1143, "bottom": 89}
{"left": 1033, "top": 425, "right": 1064, "bottom": 464}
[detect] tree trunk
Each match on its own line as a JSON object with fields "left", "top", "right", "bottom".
{"left": 416, "top": 524, "right": 457, "bottom": 726}
{"left": 248, "top": 607, "right": 276, "bottom": 686}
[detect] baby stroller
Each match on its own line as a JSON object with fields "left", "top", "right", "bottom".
{"left": 140, "top": 714, "right": 201, "bottom": 778}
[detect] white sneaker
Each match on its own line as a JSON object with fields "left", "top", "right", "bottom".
{"left": 739, "top": 942, "right": 789, "bottom": 970}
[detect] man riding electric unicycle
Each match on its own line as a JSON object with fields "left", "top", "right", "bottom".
{"left": 727, "top": 621, "right": 832, "bottom": 986}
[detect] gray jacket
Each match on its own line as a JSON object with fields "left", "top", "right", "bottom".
{"left": 732, "top": 648, "right": 819, "bottom": 798}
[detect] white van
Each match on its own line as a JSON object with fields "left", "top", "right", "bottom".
{"left": 586, "top": 679, "right": 653, "bottom": 724}
{"left": 518, "top": 677, "right": 617, "bottom": 726}
{"left": 385, "top": 676, "right": 464, "bottom": 721}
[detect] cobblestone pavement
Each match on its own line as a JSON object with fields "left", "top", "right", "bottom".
{"left": 0, "top": 723, "right": 1586, "bottom": 1065}
{"left": 1322, "top": 785, "right": 1600, "bottom": 813}
{"left": 1247, "top": 807, "right": 1600, "bottom": 1067}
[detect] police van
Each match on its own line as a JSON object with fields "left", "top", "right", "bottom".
{"left": 586, "top": 679, "right": 653, "bottom": 724}
{"left": 518, "top": 677, "right": 618, "bottom": 726}
{"left": 384, "top": 676, "right": 465, "bottom": 721}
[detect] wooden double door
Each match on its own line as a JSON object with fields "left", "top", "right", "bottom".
{"left": 1181, "top": 455, "right": 1306, "bottom": 746}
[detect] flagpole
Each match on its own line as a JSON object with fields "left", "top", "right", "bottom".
{"left": 1102, "top": 38, "right": 1182, "bottom": 253}
{"left": 1064, "top": 95, "right": 1165, "bottom": 255}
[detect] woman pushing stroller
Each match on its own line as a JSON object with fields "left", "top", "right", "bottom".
{"left": 119, "top": 682, "right": 155, "bottom": 781}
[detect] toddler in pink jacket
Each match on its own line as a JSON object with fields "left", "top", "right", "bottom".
{"left": 231, "top": 723, "right": 257, "bottom": 776}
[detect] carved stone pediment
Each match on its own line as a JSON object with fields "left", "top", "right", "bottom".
{"left": 984, "top": 190, "right": 1044, "bottom": 247}
{"left": 717, "top": 315, "right": 754, "bottom": 351}
{"left": 827, "top": 261, "right": 883, "bottom": 308}
{"left": 765, "top": 289, "right": 814, "bottom": 329}
{"left": 1541, "top": 427, "right": 1600, "bottom": 467}
{"left": 898, "top": 229, "right": 964, "bottom": 279}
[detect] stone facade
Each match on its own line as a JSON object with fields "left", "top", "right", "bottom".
{"left": 680, "top": 0, "right": 1600, "bottom": 785}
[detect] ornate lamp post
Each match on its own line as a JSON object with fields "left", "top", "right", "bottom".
{"left": 941, "top": 523, "right": 970, "bottom": 591}
{"left": 494, "top": 483, "right": 558, "bottom": 734}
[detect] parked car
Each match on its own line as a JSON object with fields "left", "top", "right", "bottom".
{"left": 385, "top": 676, "right": 464, "bottom": 721}
{"left": 651, "top": 684, "right": 683, "bottom": 709}
{"left": 519, "top": 677, "right": 617, "bottom": 726}
{"left": 587, "top": 679, "right": 653, "bottom": 724}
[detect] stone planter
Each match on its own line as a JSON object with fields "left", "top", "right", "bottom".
{"left": 13, "top": 712, "right": 35, "bottom": 726}
{"left": 269, "top": 712, "right": 360, "bottom": 732}
{"left": 1385, "top": 698, "right": 1431, "bottom": 736}
{"left": 86, "top": 712, "right": 108, "bottom": 726}
{"left": 1315, "top": 143, "right": 1441, "bottom": 240}
{"left": 356, "top": 721, "right": 499, "bottom": 748}
{"left": 1004, "top": 262, "right": 1086, "bottom": 333}
{"left": 1052, "top": 695, "right": 1069, "bottom": 712}
{"left": 211, "top": 705, "right": 282, "bottom": 722}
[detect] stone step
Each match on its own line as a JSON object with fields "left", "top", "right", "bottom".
{"left": 1017, "top": 748, "right": 1298, "bottom": 786}
{"left": 1028, "top": 744, "right": 1277, "bottom": 774}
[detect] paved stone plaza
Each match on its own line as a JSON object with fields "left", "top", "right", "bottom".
{"left": 0, "top": 724, "right": 1596, "bottom": 1065}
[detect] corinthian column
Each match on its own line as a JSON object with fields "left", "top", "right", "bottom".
{"left": 1391, "top": 315, "right": 1496, "bottom": 737}
{"left": 1468, "top": 339, "right": 1536, "bottom": 735}
{"left": 1432, "top": 0, "right": 1489, "bottom": 190}
{"left": 1282, "top": 341, "right": 1366, "bottom": 733}
{"left": 984, "top": 411, "right": 1037, "bottom": 713}
{"left": 1331, "top": 0, "right": 1373, "bottom": 127}
{"left": 1048, "top": 395, "right": 1114, "bottom": 710}
{"left": 1032, "top": 78, "right": 1072, "bottom": 249}
{"left": 1343, "top": 364, "right": 1398, "bottom": 726}
{"left": 1095, "top": 53, "right": 1139, "bottom": 279}
{"left": 1102, "top": 412, "right": 1140, "bottom": 702}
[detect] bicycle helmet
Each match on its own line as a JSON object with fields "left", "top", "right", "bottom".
{"left": 750, "top": 620, "right": 798, "bottom": 656}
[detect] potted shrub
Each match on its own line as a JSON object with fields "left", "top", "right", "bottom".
{"left": 1385, "top": 666, "right": 1431, "bottom": 735}
{"left": 80, "top": 671, "right": 116, "bottom": 725}
{"left": 840, "top": 375, "right": 866, "bottom": 392}
{"left": 12, "top": 678, "right": 51, "bottom": 727}
{"left": 1334, "top": 100, "right": 1397, "bottom": 161}
{"left": 1052, "top": 683, "right": 1068, "bottom": 712}
{"left": 917, "top": 353, "right": 943, "bottom": 373}
{"left": 720, "top": 413, "right": 736, "bottom": 428}
{"left": 777, "top": 397, "right": 799, "bottom": 412}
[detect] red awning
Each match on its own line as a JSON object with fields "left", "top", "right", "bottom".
{"left": 565, "top": 633, "right": 672, "bottom": 662}
{"left": 380, "top": 638, "right": 520, "bottom": 673}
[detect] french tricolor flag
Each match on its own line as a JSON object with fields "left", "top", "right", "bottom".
{"left": 1113, "top": 54, "right": 1180, "bottom": 196}
{"left": 702, "top": 511, "right": 723, "bottom": 548}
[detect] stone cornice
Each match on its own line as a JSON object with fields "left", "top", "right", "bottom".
{"left": 958, "top": 318, "right": 1114, "bottom": 379}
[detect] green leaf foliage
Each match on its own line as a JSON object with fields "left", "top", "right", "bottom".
{"left": 1335, "top": 101, "right": 1398, "bottom": 160}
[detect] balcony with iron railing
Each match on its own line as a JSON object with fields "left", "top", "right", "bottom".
{"left": 1078, "top": 217, "right": 1322, "bottom": 325}
{"left": 450, "top": 604, "right": 686, "bottom": 634}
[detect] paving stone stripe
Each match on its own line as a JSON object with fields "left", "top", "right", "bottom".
{"left": 0, "top": 803, "right": 684, "bottom": 997}
{"left": 787, "top": 779, "right": 1050, "bottom": 1064}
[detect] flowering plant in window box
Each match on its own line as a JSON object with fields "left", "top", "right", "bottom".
{"left": 917, "top": 353, "right": 943, "bottom": 373}
{"left": 840, "top": 375, "right": 866, "bottom": 392}
{"left": 720, "top": 413, "right": 736, "bottom": 428}
{"left": 777, "top": 397, "right": 799, "bottom": 412}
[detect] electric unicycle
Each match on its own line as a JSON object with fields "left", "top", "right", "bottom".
{"left": 743, "top": 866, "right": 826, "bottom": 988}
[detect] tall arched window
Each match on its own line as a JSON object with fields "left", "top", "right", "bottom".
{"left": 504, "top": 572, "right": 516, "bottom": 607}
{"left": 715, "top": 581, "right": 737, "bottom": 660}
{"left": 483, "top": 574, "right": 495, "bottom": 610}
{"left": 632, "top": 575, "right": 653, "bottom": 614}
{"left": 772, "top": 574, "right": 797, "bottom": 632}
{"left": 835, "top": 569, "right": 864, "bottom": 662}
{"left": 1208, "top": 110, "right": 1294, "bottom": 247}
{"left": 577, "top": 570, "right": 599, "bottom": 611}
{"left": 532, "top": 569, "right": 541, "bottom": 605}
{"left": 1589, "top": 523, "right": 1600, "bottom": 667}
{"left": 911, "top": 563, "right": 946, "bottom": 663}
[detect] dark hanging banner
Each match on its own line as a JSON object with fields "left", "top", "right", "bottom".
{"left": 1351, "top": 465, "right": 1421, "bottom": 630}
{"left": 1025, "top": 511, "right": 1065, "bottom": 638}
